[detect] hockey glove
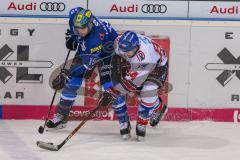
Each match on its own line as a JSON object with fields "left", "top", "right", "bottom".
{"left": 52, "top": 69, "right": 70, "bottom": 90}
{"left": 65, "top": 29, "right": 78, "bottom": 51}
{"left": 147, "top": 62, "right": 168, "bottom": 88}
{"left": 99, "top": 88, "right": 120, "bottom": 107}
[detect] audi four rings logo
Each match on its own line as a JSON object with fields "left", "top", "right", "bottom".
{"left": 142, "top": 4, "right": 167, "bottom": 13}
{"left": 40, "top": 2, "right": 65, "bottom": 12}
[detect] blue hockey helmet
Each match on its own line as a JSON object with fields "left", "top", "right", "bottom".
{"left": 73, "top": 8, "right": 93, "bottom": 28}
{"left": 118, "top": 31, "right": 139, "bottom": 52}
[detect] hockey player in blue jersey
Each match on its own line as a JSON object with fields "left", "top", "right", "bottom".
{"left": 46, "top": 7, "right": 118, "bottom": 128}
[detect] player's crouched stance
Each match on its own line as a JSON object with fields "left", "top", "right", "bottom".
{"left": 46, "top": 7, "right": 118, "bottom": 129}
{"left": 107, "top": 31, "right": 168, "bottom": 140}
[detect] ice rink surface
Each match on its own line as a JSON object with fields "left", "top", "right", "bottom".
{"left": 0, "top": 120, "right": 239, "bottom": 160}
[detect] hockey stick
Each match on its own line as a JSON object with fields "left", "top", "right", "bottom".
{"left": 38, "top": 51, "right": 115, "bottom": 134}
{"left": 37, "top": 102, "right": 106, "bottom": 151}
{"left": 38, "top": 50, "right": 71, "bottom": 134}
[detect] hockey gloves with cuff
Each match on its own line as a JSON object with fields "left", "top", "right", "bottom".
{"left": 52, "top": 69, "right": 70, "bottom": 90}
{"left": 99, "top": 88, "right": 120, "bottom": 107}
{"left": 65, "top": 29, "right": 78, "bottom": 51}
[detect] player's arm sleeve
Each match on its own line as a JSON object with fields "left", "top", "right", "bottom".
{"left": 120, "top": 63, "right": 155, "bottom": 92}
{"left": 69, "top": 54, "right": 99, "bottom": 77}
{"left": 112, "top": 64, "right": 156, "bottom": 94}
{"left": 131, "top": 63, "right": 156, "bottom": 87}
{"left": 103, "top": 21, "right": 118, "bottom": 42}
{"left": 109, "top": 26, "right": 118, "bottom": 42}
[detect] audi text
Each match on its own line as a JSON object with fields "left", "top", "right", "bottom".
{"left": 7, "top": 2, "right": 66, "bottom": 12}
{"left": 8, "top": 2, "right": 37, "bottom": 11}
{"left": 110, "top": 3, "right": 167, "bottom": 14}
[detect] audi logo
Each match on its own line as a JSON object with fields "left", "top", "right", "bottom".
{"left": 40, "top": 2, "right": 66, "bottom": 12}
{"left": 141, "top": 4, "right": 167, "bottom": 13}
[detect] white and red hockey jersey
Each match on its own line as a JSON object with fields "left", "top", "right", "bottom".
{"left": 114, "top": 33, "right": 168, "bottom": 93}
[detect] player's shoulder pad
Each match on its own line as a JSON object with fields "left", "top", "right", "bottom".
{"left": 93, "top": 17, "right": 113, "bottom": 35}
{"left": 138, "top": 34, "right": 151, "bottom": 45}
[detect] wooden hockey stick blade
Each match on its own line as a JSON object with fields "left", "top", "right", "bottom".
{"left": 36, "top": 141, "right": 59, "bottom": 151}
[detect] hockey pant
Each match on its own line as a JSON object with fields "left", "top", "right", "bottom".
{"left": 112, "top": 82, "right": 164, "bottom": 126}
{"left": 137, "top": 62, "right": 168, "bottom": 125}
{"left": 112, "top": 62, "right": 168, "bottom": 126}
{"left": 57, "top": 56, "right": 118, "bottom": 116}
{"left": 55, "top": 53, "right": 89, "bottom": 116}
{"left": 137, "top": 81, "right": 163, "bottom": 125}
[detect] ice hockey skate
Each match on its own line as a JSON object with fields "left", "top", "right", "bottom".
{"left": 46, "top": 113, "right": 68, "bottom": 129}
{"left": 119, "top": 121, "right": 131, "bottom": 140}
{"left": 136, "top": 123, "right": 146, "bottom": 141}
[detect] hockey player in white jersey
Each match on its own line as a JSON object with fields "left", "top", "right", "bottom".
{"left": 108, "top": 31, "right": 168, "bottom": 140}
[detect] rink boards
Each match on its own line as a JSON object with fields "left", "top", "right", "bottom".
{"left": 0, "top": 18, "right": 240, "bottom": 122}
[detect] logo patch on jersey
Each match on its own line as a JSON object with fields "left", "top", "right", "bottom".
{"left": 90, "top": 45, "right": 102, "bottom": 53}
{"left": 126, "top": 71, "right": 138, "bottom": 80}
{"left": 136, "top": 50, "right": 145, "bottom": 61}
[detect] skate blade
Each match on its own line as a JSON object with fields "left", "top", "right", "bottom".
{"left": 136, "top": 136, "right": 145, "bottom": 141}
{"left": 122, "top": 134, "right": 131, "bottom": 141}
